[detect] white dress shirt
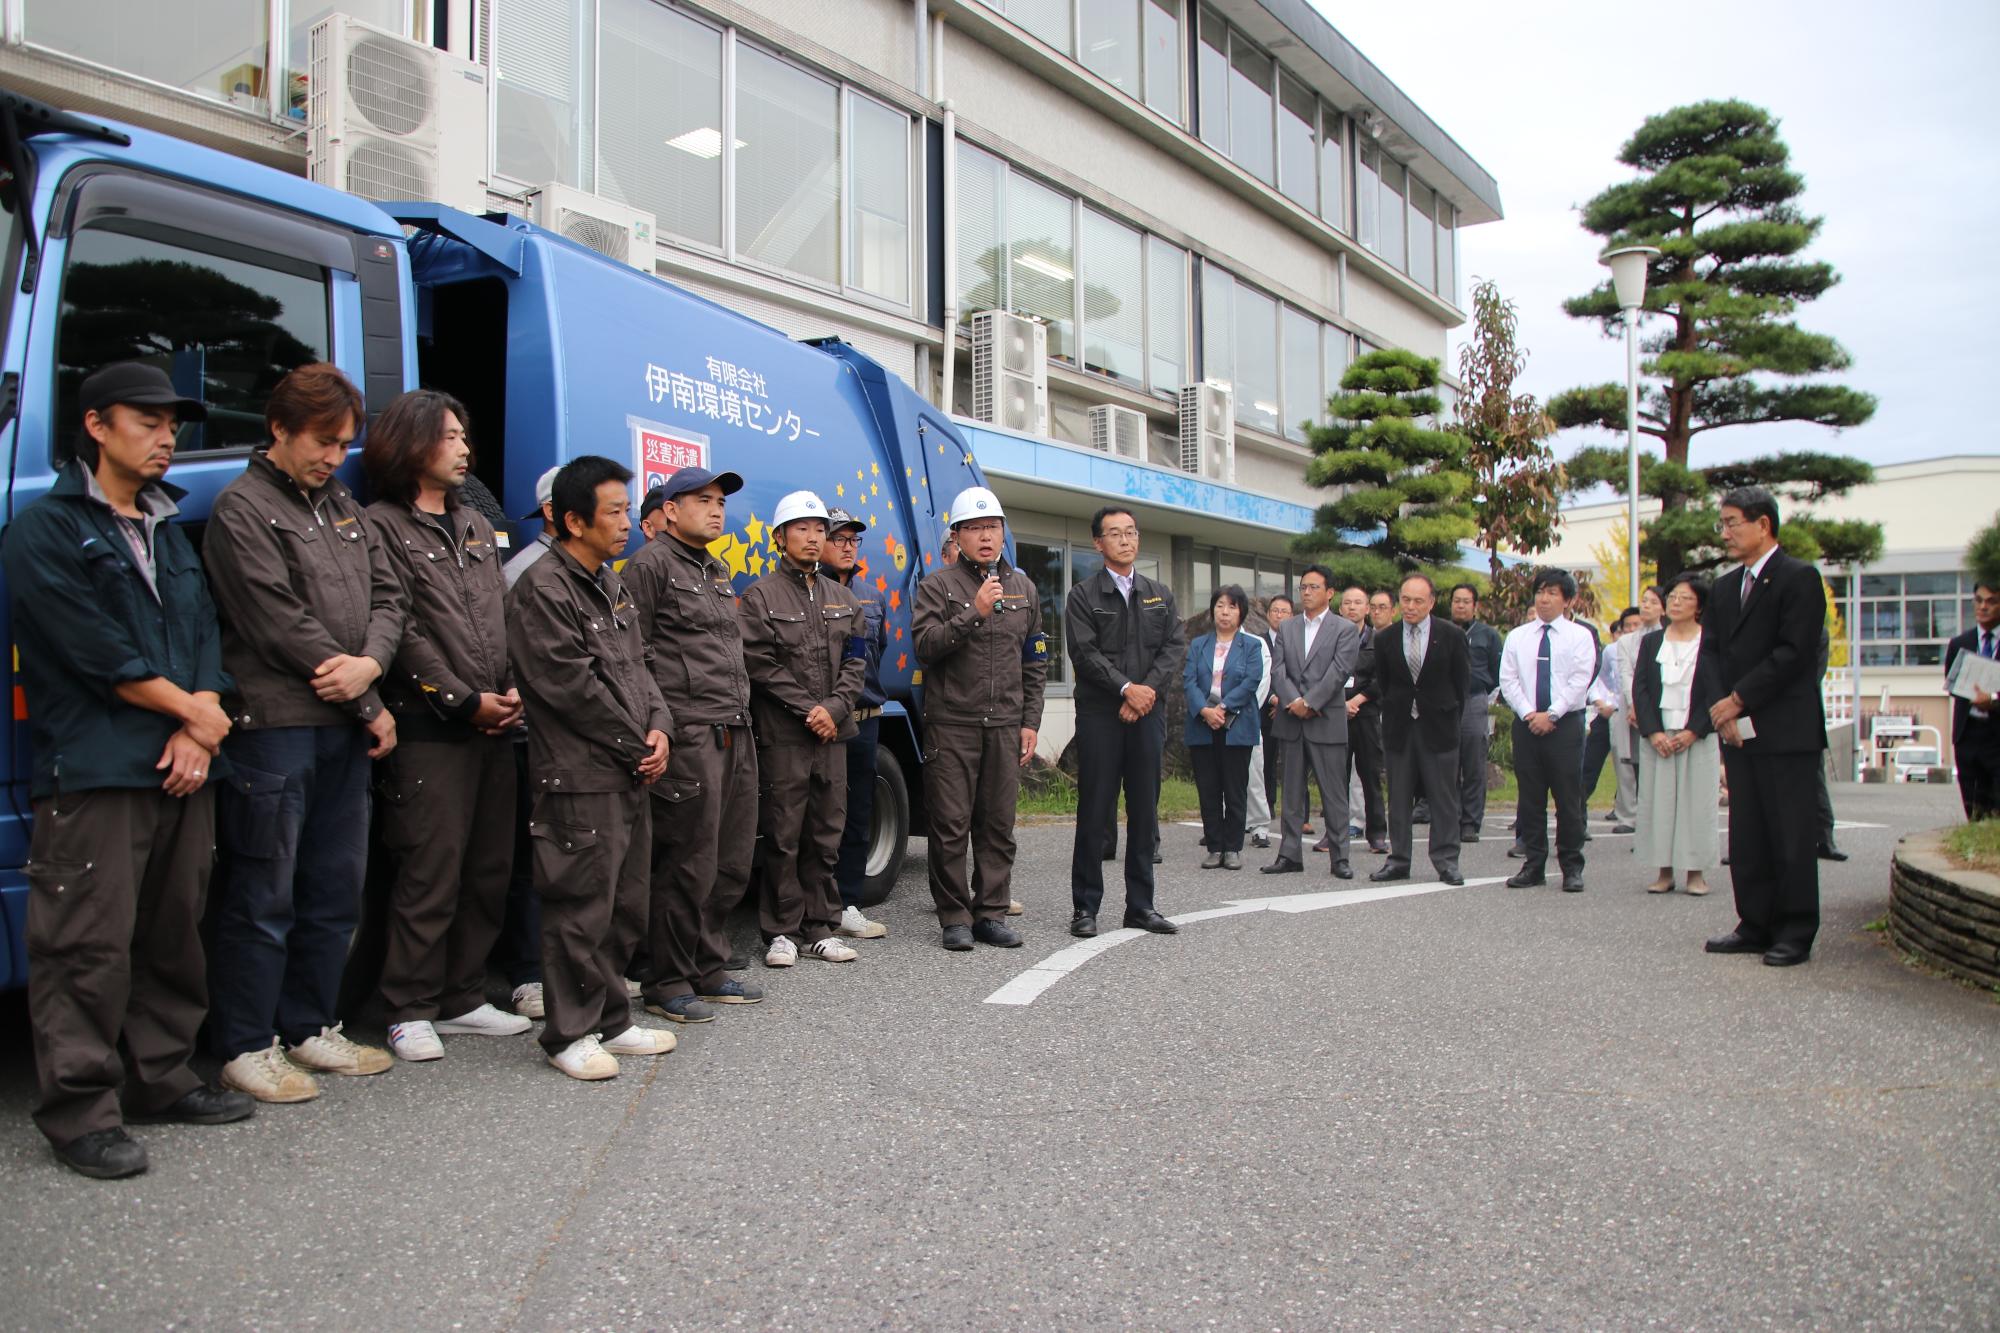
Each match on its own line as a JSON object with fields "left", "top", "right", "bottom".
{"left": 1588, "top": 641, "right": 1621, "bottom": 710}
{"left": 1499, "top": 615, "right": 1600, "bottom": 720}
{"left": 1737, "top": 545, "right": 1777, "bottom": 603}
{"left": 1299, "top": 608, "right": 1329, "bottom": 662}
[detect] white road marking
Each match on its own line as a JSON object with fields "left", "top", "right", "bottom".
{"left": 982, "top": 877, "right": 1504, "bottom": 1006}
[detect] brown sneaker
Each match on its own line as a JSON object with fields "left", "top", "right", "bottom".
{"left": 287, "top": 1023, "right": 392, "bottom": 1077}
{"left": 221, "top": 1038, "right": 320, "bottom": 1103}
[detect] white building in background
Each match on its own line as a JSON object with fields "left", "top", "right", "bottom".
{"left": 0, "top": 0, "right": 1501, "bottom": 752}
{"left": 1547, "top": 454, "right": 2000, "bottom": 769}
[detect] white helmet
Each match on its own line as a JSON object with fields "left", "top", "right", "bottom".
{"left": 772, "top": 489, "right": 831, "bottom": 529}
{"left": 946, "top": 485, "right": 1005, "bottom": 527}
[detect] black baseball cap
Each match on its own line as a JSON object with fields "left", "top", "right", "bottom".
{"left": 79, "top": 362, "right": 207, "bottom": 422}
{"left": 638, "top": 486, "right": 669, "bottom": 522}
{"left": 656, "top": 466, "right": 743, "bottom": 502}
{"left": 825, "top": 507, "right": 865, "bottom": 535}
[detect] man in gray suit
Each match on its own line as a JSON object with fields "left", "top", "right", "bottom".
{"left": 1263, "top": 564, "right": 1363, "bottom": 879}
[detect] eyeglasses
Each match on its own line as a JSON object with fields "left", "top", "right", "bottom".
{"left": 1715, "top": 516, "right": 1747, "bottom": 534}
{"left": 825, "top": 534, "right": 860, "bottom": 548}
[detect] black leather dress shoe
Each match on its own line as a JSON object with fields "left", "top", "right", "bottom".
{"left": 1611, "top": 824, "right": 1636, "bottom": 834}
{"left": 1261, "top": 856, "right": 1303, "bottom": 874}
{"left": 1561, "top": 876, "right": 1585, "bottom": 893}
{"left": 55, "top": 1127, "right": 148, "bottom": 1180}
{"left": 1440, "top": 871, "right": 1464, "bottom": 886}
{"left": 1070, "top": 912, "right": 1097, "bottom": 938}
{"left": 1505, "top": 869, "right": 1545, "bottom": 888}
{"left": 941, "top": 924, "right": 975, "bottom": 951}
{"left": 1123, "top": 909, "right": 1180, "bottom": 934}
{"left": 1704, "top": 930, "right": 1766, "bottom": 954}
{"left": 1459, "top": 829, "right": 1480, "bottom": 844}
{"left": 725, "top": 952, "right": 749, "bottom": 971}
{"left": 1817, "top": 844, "right": 1849, "bottom": 862}
{"left": 1331, "top": 859, "right": 1353, "bottom": 879}
{"left": 1762, "top": 942, "right": 1811, "bottom": 967}
{"left": 1369, "top": 866, "right": 1410, "bottom": 883}
{"left": 132, "top": 1085, "right": 255, "bottom": 1126}
{"left": 972, "top": 919, "right": 1023, "bottom": 948}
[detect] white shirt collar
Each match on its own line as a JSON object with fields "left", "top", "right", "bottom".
{"left": 1742, "top": 544, "right": 1778, "bottom": 581}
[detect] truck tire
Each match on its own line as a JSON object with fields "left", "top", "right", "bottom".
{"left": 858, "top": 745, "right": 910, "bottom": 908}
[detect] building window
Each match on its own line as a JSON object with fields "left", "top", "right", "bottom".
{"left": 1201, "top": 261, "right": 1234, "bottom": 394}
{"left": 1845, "top": 571, "right": 1977, "bottom": 669}
{"left": 1191, "top": 544, "right": 1216, "bottom": 611}
{"left": 1232, "top": 284, "right": 1279, "bottom": 435}
{"left": 1355, "top": 140, "right": 1380, "bottom": 253}
{"left": 600, "top": 0, "right": 722, "bottom": 249}
{"left": 25, "top": 0, "right": 270, "bottom": 114}
{"left": 1015, "top": 537, "right": 1069, "bottom": 682}
{"left": 1204, "top": 260, "right": 1349, "bottom": 438}
{"left": 848, "top": 94, "right": 912, "bottom": 304}
{"left": 1080, "top": 0, "right": 1140, "bottom": 95}
{"left": 1281, "top": 306, "right": 1320, "bottom": 443}
{"left": 1196, "top": 7, "right": 1229, "bottom": 152}
{"left": 1322, "top": 325, "right": 1351, "bottom": 422}
{"left": 1008, "top": 0, "right": 1074, "bottom": 54}
{"left": 1081, "top": 208, "right": 1145, "bottom": 384}
{"left": 1226, "top": 30, "right": 1276, "bottom": 185}
{"left": 1142, "top": 0, "right": 1183, "bottom": 121}
{"left": 1146, "top": 236, "right": 1187, "bottom": 395}
{"left": 1408, "top": 178, "right": 1436, "bottom": 292}
{"left": 1219, "top": 550, "right": 1255, "bottom": 598}
{"left": 1377, "top": 157, "right": 1407, "bottom": 272}
{"left": 1276, "top": 74, "right": 1317, "bottom": 211}
{"left": 956, "top": 143, "right": 1006, "bottom": 319}
{"left": 1007, "top": 171, "right": 1077, "bottom": 362}
{"left": 1319, "top": 113, "right": 1345, "bottom": 232}
{"left": 1437, "top": 202, "right": 1457, "bottom": 305}
{"left": 734, "top": 45, "right": 840, "bottom": 287}
{"left": 1255, "top": 556, "right": 1290, "bottom": 600}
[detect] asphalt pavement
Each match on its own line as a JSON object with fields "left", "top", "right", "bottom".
{"left": 1, "top": 781, "right": 1993, "bottom": 1330}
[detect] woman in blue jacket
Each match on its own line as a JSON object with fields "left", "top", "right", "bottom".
{"left": 1184, "top": 585, "right": 1266, "bottom": 868}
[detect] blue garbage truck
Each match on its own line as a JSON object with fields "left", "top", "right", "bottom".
{"left": 0, "top": 90, "right": 988, "bottom": 990}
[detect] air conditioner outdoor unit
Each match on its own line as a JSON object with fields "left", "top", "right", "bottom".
{"left": 1087, "top": 404, "right": 1147, "bottom": 460}
{"left": 308, "top": 14, "right": 488, "bottom": 213}
{"left": 532, "top": 183, "right": 657, "bottom": 271}
{"left": 969, "top": 310, "right": 1049, "bottom": 436}
{"left": 1178, "top": 382, "right": 1235, "bottom": 483}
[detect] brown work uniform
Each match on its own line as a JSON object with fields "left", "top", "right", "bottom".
{"left": 739, "top": 560, "right": 866, "bottom": 945}
{"left": 506, "top": 544, "right": 671, "bottom": 1054}
{"left": 912, "top": 557, "right": 1048, "bottom": 926}
{"left": 366, "top": 493, "right": 516, "bottom": 1025}
{"left": 622, "top": 532, "right": 758, "bottom": 1000}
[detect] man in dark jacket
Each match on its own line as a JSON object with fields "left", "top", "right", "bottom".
{"left": 1449, "top": 583, "right": 1503, "bottom": 842}
{"left": 362, "top": 390, "right": 530, "bottom": 1063}
{"left": 1945, "top": 581, "right": 2000, "bottom": 822}
{"left": 1337, "top": 585, "right": 1389, "bottom": 853}
{"left": 1065, "top": 506, "right": 1185, "bottom": 937}
{"left": 203, "top": 363, "right": 405, "bottom": 1103}
{"left": 1369, "top": 575, "right": 1471, "bottom": 885}
{"left": 824, "top": 507, "right": 891, "bottom": 940}
{"left": 1701, "top": 486, "right": 1830, "bottom": 967}
{"left": 3, "top": 362, "right": 254, "bottom": 1178}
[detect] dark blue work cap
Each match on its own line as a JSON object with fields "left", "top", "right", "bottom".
{"left": 656, "top": 466, "right": 743, "bottom": 501}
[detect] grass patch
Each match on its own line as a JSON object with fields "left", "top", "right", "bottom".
{"left": 1862, "top": 914, "right": 1890, "bottom": 933}
{"left": 1942, "top": 820, "right": 2000, "bottom": 873}
{"left": 1019, "top": 774, "right": 1202, "bottom": 820}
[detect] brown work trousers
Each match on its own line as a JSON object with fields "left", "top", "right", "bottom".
{"left": 757, "top": 741, "right": 846, "bottom": 944}
{"left": 924, "top": 722, "right": 1021, "bottom": 927}
{"left": 375, "top": 736, "right": 516, "bottom": 1023}
{"left": 529, "top": 787, "right": 647, "bottom": 1054}
{"left": 639, "top": 723, "right": 757, "bottom": 1001}
{"left": 27, "top": 785, "right": 214, "bottom": 1147}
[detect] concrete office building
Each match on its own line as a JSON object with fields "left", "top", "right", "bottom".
{"left": 0, "top": 0, "right": 1501, "bottom": 752}
{"left": 1548, "top": 455, "right": 1999, "bottom": 771}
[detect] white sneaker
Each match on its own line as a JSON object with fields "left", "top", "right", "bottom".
{"left": 836, "top": 905, "right": 887, "bottom": 939}
{"left": 288, "top": 1023, "right": 392, "bottom": 1076}
{"left": 625, "top": 977, "right": 643, "bottom": 998}
{"left": 602, "top": 1024, "right": 677, "bottom": 1056}
{"left": 549, "top": 1034, "right": 619, "bottom": 1081}
{"left": 511, "top": 982, "right": 545, "bottom": 1020}
{"left": 764, "top": 935, "right": 798, "bottom": 967}
{"left": 1006, "top": 899, "right": 1025, "bottom": 916}
{"left": 804, "top": 937, "right": 858, "bottom": 963}
{"left": 435, "top": 1002, "right": 532, "bottom": 1037}
{"left": 220, "top": 1038, "right": 319, "bottom": 1103}
{"left": 387, "top": 1020, "right": 444, "bottom": 1062}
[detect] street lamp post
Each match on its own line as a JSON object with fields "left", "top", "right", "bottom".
{"left": 1602, "top": 245, "right": 1662, "bottom": 610}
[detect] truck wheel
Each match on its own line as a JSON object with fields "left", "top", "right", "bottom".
{"left": 859, "top": 745, "right": 910, "bottom": 908}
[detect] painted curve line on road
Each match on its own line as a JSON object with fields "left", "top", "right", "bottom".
{"left": 983, "top": 876, "right": 1507, "bottom": 1007}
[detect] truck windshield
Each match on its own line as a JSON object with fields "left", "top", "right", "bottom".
{"left": 55, "top": 220, "right": 331, "bottom": 453}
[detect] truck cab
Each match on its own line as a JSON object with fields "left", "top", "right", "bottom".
{"left": 0, "top": 91, "right": 984, "bottom": 989}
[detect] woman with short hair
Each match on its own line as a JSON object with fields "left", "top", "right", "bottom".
{"left": 1632, "top": 574, "right": 1723, "bottom": 894}
{"left": 1183, "top": 585, "right": 1265, "bottom": 869}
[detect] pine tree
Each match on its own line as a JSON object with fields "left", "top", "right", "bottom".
{"left": 1549, "top": 100, "right": 1879, "bottom": 580}
{"left": 1295, "top": 347, "right": 1475, "bottom": 592}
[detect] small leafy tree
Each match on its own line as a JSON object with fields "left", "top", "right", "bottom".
{"left": 1968, "top": 511, "right": 2000, "bottom": 592}
{"left": 1294, "top": 348, "right": 1475, "bottom": 592}
{"left": 1588, "top": 517, "right": 1657, "bottom": 615}
{"left": 1549, "top": 99, "right": 1879, "bottom": 580}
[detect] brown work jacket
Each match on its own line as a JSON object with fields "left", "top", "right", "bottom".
{"left": 623, "top": 532, "right": 751, "bottom": 731}
{"left": 912, "top": 556, "right": 1048, "bottom": 731}
{"left": 366, "top": 493, "right": 512, "bottom": 742}
{"left": 506, "top": 541, "right": 671, "bottom": 794}
{"left": 738, "top": 560, "right": 866, "bottom": 746}
{"left": 203, "top": 449, "right": 407, "bottom": 730}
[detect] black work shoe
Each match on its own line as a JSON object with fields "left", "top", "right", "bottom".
{"left": 1261, "top": 856, "right": 1304, "bottom": 875}
{"left": 971, "top": 919, "right": 1022, "bottom": 948}
{"left": 1331, "top": 859, "right": 1353, "bottom": 879}
{"left": 1762, "top": 942, "right": 1811, "bottom": 967}
{"left": 1200, "top": 851, "right": 1224, "bottom": 869}
{"left": 724, "top": 952, "right": 749, "bottom": 972}
{"left": 1070, "top": 912, "right": 1098, "bottom": 938}
{"left": 1561, "top": 876, "right": 1585, "bottom": 893}
{"left": 1611, "top": 824, "right": 1636, "bottom": 834}
{"left": 1460, "top": 829, "right": 1480, "bottom": 843}
{"left": 55, "top": 1127, "right": 148, "bottom": 1180}
{"left": 941, "top": 924, "right": 975, "bottom": 951}
{"left": 1704, "top": 930, "right": 1766, "bottom": 955}
{"left": 1506, "top": 842, "right": 1528, "bottom": 859}
{"left": 131, "top": 1084, "right": 254, "bottom": 1126}
{"left": 1122, "top": 909, "right": 1179, "bottom": 934}
{"left": 1440, "top": 871, "right": 1465, "bottom": 886}
{"left": 1816, "top": 844, "right": 1849, "bottom": 862}
{"left": 1222, "top": 851, "right": 1244, "bottom": 870}
{"left": 1369, "top": 866, "right": 1409, "bottom": 883}
{"left": 1505, "top": 869, "right": 1545, "bottom": 888}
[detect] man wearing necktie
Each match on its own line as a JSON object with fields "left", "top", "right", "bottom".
{"left": 1368, "top": 574, "right": 1470, "bottom": 885}
{"left": 1945, "top": 580, "right": 2000, "bottom": 821}
{"left": 1700, "top": 486, "right": 1830, "bottom": 968}
{"left": 1497, "top": 569, "right": 1598, "bottom": 892}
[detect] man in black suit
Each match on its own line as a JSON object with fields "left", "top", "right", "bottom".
{"left": 1945, "top": 580, "right": 2000, "bottom": 821}
{"left": 1701, "top": 486, "right": 1829, "bottom": 967}
{"left": 1336, "top": 585, "right": 1389, "bottom": 853}
{"left": 1370, "top": 574, "right": 1471, "bottom": 885}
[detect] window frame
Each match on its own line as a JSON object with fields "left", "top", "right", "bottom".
{"left": 841, "top": 86, "right": 917, "bottom": 311}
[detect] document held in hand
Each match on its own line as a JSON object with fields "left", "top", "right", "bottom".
{"left": 1946, "top": 649, "right": 2000, "bottom": 703}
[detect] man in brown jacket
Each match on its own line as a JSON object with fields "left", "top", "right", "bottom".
{"left": 507, "top": 455, "right": 677, "bottom": 1080}
{"left": 362, "top": 390, "right": 532, "bottom": 1063}
{"left": 740, "top": 491, "right": 867, "bottom": 968}
{"left": 621, "top": 466, "right": 765, "bottom": 1024}
{"left": 913, "top": 486, "right": 1048, "bottom": 951}
{"left": 203, "top": 364, "right": 405, "bottom": 1103}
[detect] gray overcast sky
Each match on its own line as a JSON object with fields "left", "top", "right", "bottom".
{"left": 1310, "top": 0, "right": 2000, "bottom": 470}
